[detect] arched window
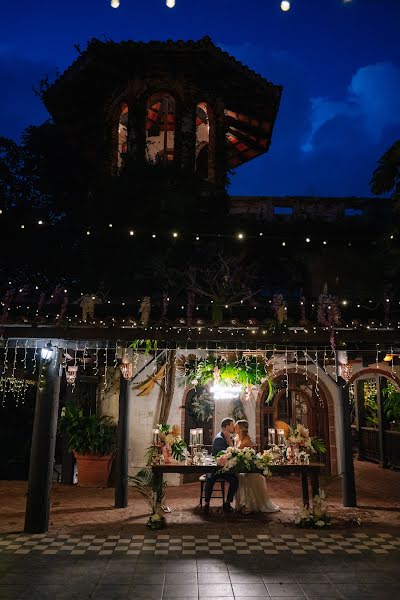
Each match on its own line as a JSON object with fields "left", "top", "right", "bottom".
{"left": 117, "top": 103, "right": 128, "bottom": 170}
{"left": 196, "top": 102, "right": 210, "bottom": 179}
{"left": 145, "top": 93, "right": 175, "bottom": 164}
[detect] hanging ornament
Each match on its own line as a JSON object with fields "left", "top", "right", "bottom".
{"left": 66, "top": 366, "right": 78, "bottom": 385}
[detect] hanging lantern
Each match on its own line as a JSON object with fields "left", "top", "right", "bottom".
{"left": 66, "top": 365, "right": 78, "bottom": 385}
{"left": 120, "top": 360, "right": 133, "bottom": 380}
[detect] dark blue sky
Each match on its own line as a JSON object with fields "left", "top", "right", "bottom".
{"left": 1, "top": 0, "right": 399, "bottom": 197}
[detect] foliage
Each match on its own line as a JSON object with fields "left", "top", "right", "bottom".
{"left": 311, "top": 437, "right": 327, "bottom": 454}
{"left": 294, "top": 489, "right": 331, "bottom": 528}
{"left": 382, "top": 381, "right": 400, "bottom": 422}
{"left": 370, "top": 140, "right": 400, "bottom": 199}
{"left": 179, "top": 353, "right": 270, "bottom": 388}
{"left": 129, "top": 339, "right": 158, "bottom": 354}
{"left": 188, "top": 389, "right": 215, "bottom": 423}
{"left": 363, "top": 379, "right": 379, "bottom": 427}
{"left": 128, "top": 467, "right": 167, "bottom": 529}
{"left": 58, "top": 406, "right": 117, "bottom": 455}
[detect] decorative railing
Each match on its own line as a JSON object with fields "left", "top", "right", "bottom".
{"left": 359, "top": 427, "right": 400, "bottom": 468}
{"left": 384, "top": 430, "right": 400, "bottom": 469}
{"left": 360, "top": 427, "right": 380, "bottom": 462}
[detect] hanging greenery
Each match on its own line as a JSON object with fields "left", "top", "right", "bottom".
{"left": 188, "top": 389, "right": 215, "bottom": 423}
{"left": 178, "top": 353, "right": 270, "bottom": 388}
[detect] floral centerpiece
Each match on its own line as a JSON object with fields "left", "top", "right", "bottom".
{"left": 284, "top": 424, "right": 326, "bottom": 463}
{"left": 155, "top": 424, "right": 186, "bottom": 463}
{"left": 294, "top": 489, "right": 331, "bottom": 528}
{"left": 217, "top": 447, "right": 272, "bottom": 477}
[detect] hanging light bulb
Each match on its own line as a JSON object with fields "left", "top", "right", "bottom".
{"left": 111, "top": 0, "right": 120, "bottom": 8}
{"left": 166, "top": 0, "right": 176, "bottom": 7}
{"left": 280, "top": 1, "right": 291, "bottom": 10}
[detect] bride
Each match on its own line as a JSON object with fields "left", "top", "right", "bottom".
{"left": 235, "top": 420, "right": 280, "bottom": 514}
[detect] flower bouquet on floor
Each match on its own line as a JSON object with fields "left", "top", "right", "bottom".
{"left": 217, "top": 447, "right": 272, "bottom": 477}
{"left": 294, "top": 488, "right": 331, "bottom": 528}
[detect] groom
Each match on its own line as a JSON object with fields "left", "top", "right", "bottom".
{"left": 203, "top": 417, "right": 238, "bottom": 513}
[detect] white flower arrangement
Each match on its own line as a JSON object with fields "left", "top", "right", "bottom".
{"left": 217, "top": 447, "right": 271, "bottom": 476}
{"left": 294, "top": 488, "right": 331, "bottom": 528}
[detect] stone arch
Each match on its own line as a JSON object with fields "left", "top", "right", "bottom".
{"left": 349, "top": 367, "right": 400, "bottom": 389}
{"left": 255, "top": 369, "right": 338, "bottom": 474}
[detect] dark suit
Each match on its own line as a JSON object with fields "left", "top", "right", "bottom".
{"left": 204, "top": 431, "right": 238, "bottom": 504}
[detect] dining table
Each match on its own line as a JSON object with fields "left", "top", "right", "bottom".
{"left": 152, "top": 462, "right": 324, "bottom": 507}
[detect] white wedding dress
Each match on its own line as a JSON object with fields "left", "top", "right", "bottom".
{"left": 235, "top": 440, "right": 280, "bottom": 514}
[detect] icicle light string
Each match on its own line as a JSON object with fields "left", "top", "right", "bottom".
{"left": 294, "top": 350, "right": 298, "bottom": 373}
{"left": 83, "top": 342, "right": 88, "bottom": 370}
{"left": 376, "top": 345, "right": 380, "bottom": 369}
{"left": 32, "top": 340, "right": 38, "bottom": 374}
{"left": 304, "top": 350, "right": 308, "bottom": 382}
{"left": 93, "top": 342, "right": 99, "bottom": 376}
{"left": 113, "top": 342, "right": 119, "bottom": 368}
{"left": 103, "top": 343, "right": 108, "bottom": 391}
{"left": 12, "top": 340, "right": 18, "bottom": 379}
{"left": 315, "top": 350, "right": 320, "bottom": 399}
{"left": 285, "top": 347, "right": 289, "bottom": 399}
{"left": 2, "top": 339, "right": 8, "bottom": 375}
{"left": 323, "top": 348, "right": 327, "bottom": 373}
{"left": 23, "top": 340, "right": 28, "bottom": 371}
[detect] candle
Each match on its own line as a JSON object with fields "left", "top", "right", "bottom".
{"left": 268, "top": 428, "right": 275, "bottom": 446}
{"left": 153, "top": 429, "right": 159, "bottom": 445}
{"left": 189, "top": 429, "right": 196, "bottom": 446}
{"left": 277, "top": 428, "right": 285, "bottom": 446}
{"left": 196, "top": 428, "right": 203, "bottom": 446}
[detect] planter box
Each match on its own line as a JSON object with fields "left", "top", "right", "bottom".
{"left": 74, "top": 453, "right": 114, "bottom": 487}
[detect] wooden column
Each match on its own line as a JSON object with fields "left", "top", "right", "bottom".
{"left": 24, "top": 347, "right": 62, "bottom": 533}
{"left": 115, "top": 373, "right": 130, "bottom": 508}
{"left": 337, "top": 373, "right": 357, "bottom": 507}
{"left": 376, "top": 377, "right": 388, "bottom": 468}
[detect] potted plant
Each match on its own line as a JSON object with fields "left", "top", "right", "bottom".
{"left": 59, "top": 406, "right": 117, "bottom": 487}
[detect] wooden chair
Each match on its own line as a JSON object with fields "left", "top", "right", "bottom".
{"left": 199, "top": 474, "right": 226, "bottom": 507}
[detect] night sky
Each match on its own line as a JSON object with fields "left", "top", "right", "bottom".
{"left": 1, "top": 0, "right": 399, "bottom": 198}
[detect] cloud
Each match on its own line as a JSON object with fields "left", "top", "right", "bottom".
{"left": 304, "top": 62, "right": 400, "bottom": 152}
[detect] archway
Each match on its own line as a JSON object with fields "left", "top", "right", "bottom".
{"left": 349, "top": 367, "right": 400, "bottom": 468}
{"left": 256, "top": 369, "right": 337, "bottom": 474}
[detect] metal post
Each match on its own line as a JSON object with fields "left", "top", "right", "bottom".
{"left": 337, "top": 373, "right": 357, "bottom": 507}
{"left": 115, "top": 374, "right": 130, "bottom": 508}
{"left": 24, "top": 347, "right": 62, "bottom": 533}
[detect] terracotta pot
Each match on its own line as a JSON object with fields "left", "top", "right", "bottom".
{"left": 74, "top": 453, "right": 114, "bottom": 487}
